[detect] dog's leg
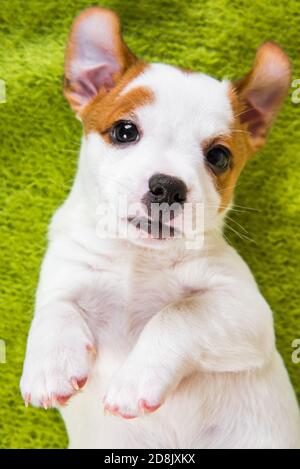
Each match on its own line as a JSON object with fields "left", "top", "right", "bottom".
{"left": 20, "top": 241, "right": 97, "bottom": 408}
{"left": 104, "top": 282, "right": 274, "bottom": 418}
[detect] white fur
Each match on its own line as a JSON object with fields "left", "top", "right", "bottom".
{"left": 20, "top": 63, "right": 300, "bottom": 448}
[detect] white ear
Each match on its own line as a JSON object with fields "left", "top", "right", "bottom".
{"left": 64, "top": 7, "right": 137, "bottom": 113}
{"left": 235, "top": 42, "right": 291, "bottom": 150}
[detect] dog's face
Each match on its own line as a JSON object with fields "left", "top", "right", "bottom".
{"left": 64, "top": 7, "right": 290, "bottom": 249}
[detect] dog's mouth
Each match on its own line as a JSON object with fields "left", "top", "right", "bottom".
{"left": 127, "top": 216, "right": 181, "bottom": 240}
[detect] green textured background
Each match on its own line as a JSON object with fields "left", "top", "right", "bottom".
{"left": 0, "top": 0, "right": 299, "bottom": 449}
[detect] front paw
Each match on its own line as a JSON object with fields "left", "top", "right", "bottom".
{"left": 20, "top": 321, "right": 96, "bottom": 408}
{"left": 103, "top": 362, "right": 174, "bottom": 419}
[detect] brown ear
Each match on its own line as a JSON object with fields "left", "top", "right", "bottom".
{"left": 64, "top": 7, "right": 137, "bottom": 114}
{"left": 234, "top": 42, "right": 291, "bottom": 151}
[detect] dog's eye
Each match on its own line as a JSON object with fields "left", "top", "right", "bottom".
{"left": 110, "top": 120, "right": 139, "bottom": 144}
{"left": 205, "top": 145, "right": 231, "bottom": 173}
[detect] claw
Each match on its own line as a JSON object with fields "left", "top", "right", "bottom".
{"left": 119, "top": 412, "right": 137, "bottom": 420}
{"left": 71, "top": 378, "right": 80, "bottom": 391}
{"left": 86, "top": 344, "right": 96, "bottom": 356}
{"left": 77, "top": 377, "right": 87, "bottom": 389}
{"left": 103, "top": 402, "right": 137, "bottom": 420}
{"left": 104, "top": 403, "right": 118, "bottom": 416}
{"left": 42, "top": 397, "right": 49, "bottom": 410}
{"left": 24, "top": 393, "right": 31, "bottom": 408}
{"left": 71, "top": 376, "right": 87, "bottom": 391}
{"left": 56, "top": 394, "right": 72, "bottom": 406}
{"left": 51, "top": 394, "right": 56, "bottom": 408}
{"left": 139, "top": 399, "right": 161, "bottom": 413}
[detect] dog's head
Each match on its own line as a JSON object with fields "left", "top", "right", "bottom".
{"left": 64, "top": 7, "right": 291, "bottom": 249}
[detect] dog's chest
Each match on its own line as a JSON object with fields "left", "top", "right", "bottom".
{"left": 78, "top": 250, "right": 186, "bottom": 342}
{"left": 125, "top": 257, "right": 185, "bottom": 334}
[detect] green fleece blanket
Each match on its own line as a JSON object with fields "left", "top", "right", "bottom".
{"left": 0, "top": 0, "right": 299, "bottom": 448}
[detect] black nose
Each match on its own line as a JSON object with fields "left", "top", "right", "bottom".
{"left": 148, "top": 173, "right": 187, "bottom": 205}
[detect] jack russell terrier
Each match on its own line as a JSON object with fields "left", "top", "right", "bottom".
{"left": 20, "top": 7, "right": 300, "bottom": 448}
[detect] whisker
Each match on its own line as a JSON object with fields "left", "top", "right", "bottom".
{"left": 224, "top": 221, "right": 256, "bottom": 244}
{"left": 205, "top": 204, "right": 261, "bottom": 213}
{"left": 226, "top": 215, "right": 249, "bottom": 234}
{"left": 47, "top": 178, "right": 74, "bottom": 191}
{"left": 215, "top": 226, "right": 233, "bottom": 247}
{"left": 208, "top": 200, "right": 260, "bottom": 212}
{"left": 232, "top": 107, "right": 255, "bottom": 119}
{"left": 230, "top": 128, "right": 250, "bottom": 135}
{"left": 231, "top": 203, "right": 260, "bottom": 212}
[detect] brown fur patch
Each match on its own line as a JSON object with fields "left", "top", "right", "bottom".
{"left": 81, "top": 62, "right": 153, "bottom": 141}
{"left": 204, "top": 85, "right": 253, "bottom": 211}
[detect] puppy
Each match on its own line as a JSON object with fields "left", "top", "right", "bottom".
{"left": 20, "top": 7, "right": 300, "bottom": 448}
